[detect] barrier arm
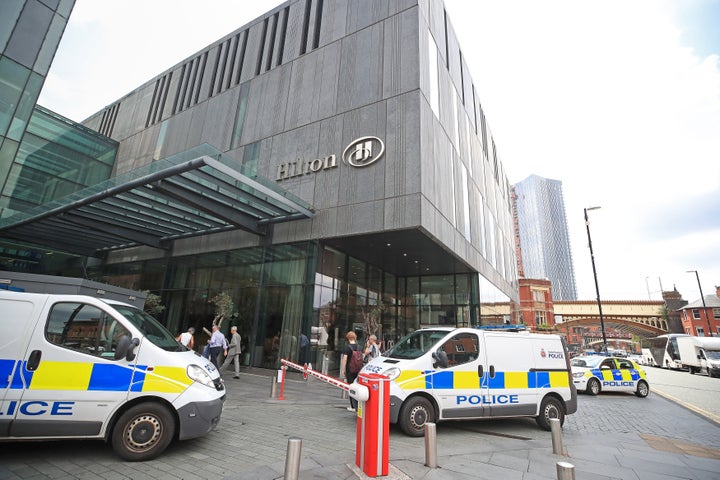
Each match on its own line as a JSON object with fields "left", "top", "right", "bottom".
{"left": 280, "top": 358, "right": 351, "bottom": 392}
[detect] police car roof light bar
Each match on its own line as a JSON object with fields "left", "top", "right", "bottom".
{"left": 476, "top": 324, "right": 527, "bottom": 332}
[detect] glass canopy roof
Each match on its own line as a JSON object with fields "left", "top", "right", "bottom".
{"left": 0, "top": 144, "right": 314, "bottom": 256}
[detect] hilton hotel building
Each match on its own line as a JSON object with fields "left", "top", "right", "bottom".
{"left": 1, "top": 0, "right": 518, "bottom": 370}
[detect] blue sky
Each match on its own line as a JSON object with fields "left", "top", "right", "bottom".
{"left": 39, "top": 0, "right": 720, "bottom": 303}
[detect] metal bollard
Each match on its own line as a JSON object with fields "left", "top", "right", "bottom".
{"left": 550, "top": 418, "right": 564, "bottom": 455}
{"left": 270, "top": 375, "right": 278, "bottom": 398}
{"left": 556, "top": 461, "right": 575, "bottom": 480}
{"left": 284, "top": 437, "right": 302, "bottom": 480}
{"left": 424, "top": 422, "right": 437, "bottom": 468}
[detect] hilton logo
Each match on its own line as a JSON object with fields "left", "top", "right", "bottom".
{"left": 276, "top": 136, "right": 385, "bottom": 182}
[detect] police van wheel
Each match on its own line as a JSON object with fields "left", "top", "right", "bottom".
{"left": 535, "top": 396, "right": 564, "bottom": 431}
{"left": 111, "top": 402, "right": 175, "bottom": 461}
{"left": 399, "top": 396, "right": 434, "bottom": 437}
{"left": 586, "top": 378, "right": 601, "bottom": 396}
{"left": 635, "top": 380, "right": 649, "bottom": 398}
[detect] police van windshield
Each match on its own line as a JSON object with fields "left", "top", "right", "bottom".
{"left": 386, "top": 330, "right": 448, "bottom": 360}
{"left": 111, "top": 304, "right": 182, "bottom": 351}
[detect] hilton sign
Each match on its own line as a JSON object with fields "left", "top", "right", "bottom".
{"left": 276, "top": 136, "right": 385, "bottom": 182}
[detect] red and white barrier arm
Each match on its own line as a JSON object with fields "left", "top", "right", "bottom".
{"left": 280, "top": 358, "right": 350, "bottom": 392}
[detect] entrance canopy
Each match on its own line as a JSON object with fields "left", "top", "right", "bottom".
{"left": 0, "top": 145, "right": 314, "bottom": 257}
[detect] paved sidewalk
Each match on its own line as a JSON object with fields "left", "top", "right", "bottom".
{"left": 1, "top": 367, "right": 720, "bottom": 479}
{"left": 228, "top": 369, "right": 720, "bottom": 480}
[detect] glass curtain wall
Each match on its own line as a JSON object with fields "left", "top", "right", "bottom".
{"left": 312, "top": 244, "right": 480, "bottom": 374}
{"left": 88, "top": 242, "right": 315, "bottom": 369}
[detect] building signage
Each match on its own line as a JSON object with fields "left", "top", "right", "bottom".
{"left": 276, "top": 136, "right": 384, "bottom": 182}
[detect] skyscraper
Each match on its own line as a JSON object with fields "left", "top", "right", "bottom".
{"left": 513, "top": 174, "right": 577, "bottom": 300}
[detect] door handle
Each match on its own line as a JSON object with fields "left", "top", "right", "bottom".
{"left": 477, "top": 365, "right": 483, "bottom": 377}
{"left": 489, "top": 365, "right": 495, "bottom": 378}
{"left": 27, "top": 350, "right": 42, "bottom": 371}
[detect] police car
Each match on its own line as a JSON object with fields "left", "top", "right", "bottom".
{"left": 571, "top": 355, "right": 649, "bottom": 397}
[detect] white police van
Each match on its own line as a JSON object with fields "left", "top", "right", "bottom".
{"left": 0, "top": 291, "right": 225, "bottom": 460}
{"left": 361, "top": 326, "right": 577, "bottom": 436}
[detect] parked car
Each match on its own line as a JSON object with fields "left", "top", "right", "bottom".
{"left": 571, "top": 355, "right": 649, "bottom": 397}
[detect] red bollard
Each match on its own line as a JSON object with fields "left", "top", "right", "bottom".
{"left": 278, "top": 365, "right": 287, "bottom": 400}
{"left": 354, "top": 373, "right": 390, "bottom": 477}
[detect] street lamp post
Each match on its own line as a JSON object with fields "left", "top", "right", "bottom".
{"left": 687, "top": 270, "right": 712, "bottom": 337}
{"left": 584, "top": 207, "right": 608, "bottom": 352}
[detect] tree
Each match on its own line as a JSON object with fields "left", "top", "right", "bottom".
{"left": 143, "top": 291, "right": 165, "bottom": 318}
{"left": 361, "top": 301, "right": 386, "bottom": 336}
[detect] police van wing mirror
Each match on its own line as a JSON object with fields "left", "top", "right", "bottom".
{"left": 115, "top": 336, "right": 140, "bottom": 361}
{"left": 433, "top": 349, "right": 448, "bottom": 368}
{"left": 126, "top": 338, "right": 140, "bottom": 361}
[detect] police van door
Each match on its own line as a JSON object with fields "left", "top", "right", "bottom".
{"left": 483, "top": 334, "right": 538, "bottom": 417}
{"left": 431, "top": 330, "right": 489, "bottom": 420}
{"left": 0, "top": 295, "right": 41, "bottom": 435}
{"left": 11, "top": 299, "right": 134, "bottom": 437}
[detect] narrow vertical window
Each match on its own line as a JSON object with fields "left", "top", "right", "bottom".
{"left": 185, "top": 58, "right": 199, "bottom": 109}
{"left": 194, "top": 52, "right": 208, "bottom": 104}
{"left": 153, "top": 121, "right": 168, "bottom": 161}
{"left": 243, "top": 141, "right": 261, "bottom": 175}
{"left": 231, "top": 82, "right": 250, "bottom": 150}
{"left": 145, "top": 78, "right": 161, "bottom": 127}
{"left": 215, "top": 40, "right": 229, "bottom": 94}
{"left": 256, "top": 18, "right": 269, "bottom": 76}
{"left": 158, "top": 72, "right": 171, "bottom": 121}
{"left": 277, "top": 7, "right": 289, "bottom": 66}
{"left": 172, "top": 63, "right": 187, "bottom": 114}
{"left": 427, "top": 34, "right": 440, "bottom": 119}
{"left": 208, "top": 45, "right": 222, "bottom": 97}
{"left": 443, "top": 10, "right": 449, "bottom": 69}
{"left": 312, "top": 0, "right": 324, "bottom": 49}
{"left": 266, "top": 13, "right": 278, "bottom": 72}
{"left": 300, "top": 0, "right": 312, "bottom": 55}
{"left": 234, "top": 31, "right": 248, "bottom": 85}
{"left": 225, "top": 34, "right": 240, "bottom": 91}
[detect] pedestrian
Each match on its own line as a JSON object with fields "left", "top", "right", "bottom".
{"left": 208, "top": 324, "right": 228, "bottom": 369}
{"left": 339, "top": 331, "right": 362, "bottom": 412}
{"left": 364, "top": 334, "right": 380, "bottom": 362}
{"left": 221, "top": 326, "right": 242, "bottom": 378}
{"left": 176, "top": 327, "right": 195, "bottom": 350}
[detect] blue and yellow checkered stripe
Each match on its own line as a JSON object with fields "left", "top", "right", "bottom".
{"left": 586, "top": 368, "right": 645, "bottom": 382}
{"left": 396, "top": 369, "right": 570, "bottom": 390}
{"left": 0, "top": 359, "right": 191, "bottom": 393}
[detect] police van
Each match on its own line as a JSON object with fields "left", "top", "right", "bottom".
{"left": 361, "top": 326, "right": 577, "bottom": 436}
{"left": 0, "top": 291, "right": 225, "bottom": 460}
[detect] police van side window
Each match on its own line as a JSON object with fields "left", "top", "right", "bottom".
{"left": 46, "top": 302, "right": 129, "bottom": 359}
{"left": 439, "top": 333, "right": 479, "bottom": 367}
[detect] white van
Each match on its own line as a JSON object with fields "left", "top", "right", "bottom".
{"left": 0, "top": 291, "right": 225, "bottom": 460}
{"left": 361, "top": 327, "right": 577, "bottom": 436}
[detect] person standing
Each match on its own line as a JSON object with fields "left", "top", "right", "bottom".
{"left": 221, "top": 326, "right": 242, "bottom": 378}
{"left": 364, "top": 334, "right": 380, "bottom": 362}
{"left": 176, "top": 327, "right": 195, "bottom": 350}
{"left": 208, "top": 325, "right": 228, "bottom": 370}
{"left": 339, "top": 331, "right": 361, "bottom": 412}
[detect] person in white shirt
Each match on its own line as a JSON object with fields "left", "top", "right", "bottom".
{"left": 176, "top": 327, "right": 195, "bottom": 350}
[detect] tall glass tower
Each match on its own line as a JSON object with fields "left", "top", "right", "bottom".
{"left": 513, "top": 174, "right": 577, "bottom": 300}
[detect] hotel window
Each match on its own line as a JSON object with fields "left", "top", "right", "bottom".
{"left": 535, "top": 310, "right": 546, "bottom": 325}
{"left": 692, "top": 309, "right": 701, "bottom": 319}
{"left": 533, "top": 290, "right": 544, "bottom": 302}
{"left": 427, "top": 34, "right": 440, "bottom": 119}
